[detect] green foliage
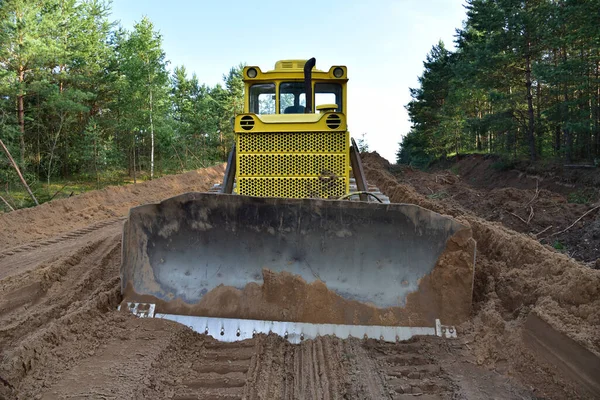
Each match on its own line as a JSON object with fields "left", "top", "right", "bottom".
{"left": 356, "top": 133, "right": 369, "bottom": 152}
{"left": 552, "top": 240, "right": 565, "bottom": 251}
{"left": 397, "top": 130, "right": 435, "bottom": 169}
{"left": 398, "top": 0, "right": 600, "bottom": 164}
{"left": 0, "top": 0, "right": 245, "bottom": 207}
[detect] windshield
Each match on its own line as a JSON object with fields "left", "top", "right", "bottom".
{"left": 279, "top": 82, "right": 342, "bottom": 114}
{"left": 249, "top": 83, "right": 276, "bottom": 114}
{"left": 250, "top": 82, "right": 343, "bottom": 114}
{"left": 280, "top": 82, "right": 306, "bottom": 114}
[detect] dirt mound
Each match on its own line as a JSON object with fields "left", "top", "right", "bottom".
{"left": 431, "top": 154, "right": 600, "bottom": 194}
{"left": 0, "top": 165, "right": 225, "bottom": 250}
{"left": 363, "top": 154, "right": 600, "bottom": 397}
{"left": 125, "top": 234, "right": 474, "bottom": 327}
{"left": 375, "top": 152, "right": 600, "bottom": 263}
{"left": 0, "top": 165, "right": 225, "bottom": 399}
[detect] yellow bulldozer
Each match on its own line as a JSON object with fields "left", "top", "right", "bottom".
{"left": 120, "top": 59, "right": 475, "bottom": 343}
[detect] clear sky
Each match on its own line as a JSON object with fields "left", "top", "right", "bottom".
{"left": 110, "top": 0, "right": 467, "bottom": 162}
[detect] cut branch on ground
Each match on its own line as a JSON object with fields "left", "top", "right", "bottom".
{"left": 0, "top": 138, "right": 39, "bottom": 205}
{"left": 543, "top": 204, "right": 600, "bottom": 240}
{"left": 0, "top": 194, "right": 15, "bottom": 211}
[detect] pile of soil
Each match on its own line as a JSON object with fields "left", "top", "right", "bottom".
{"left": 447, "top": 154, "right": 600, "bottom": 194}
{"left": 362, "top": 153, "right": 600, "bottom": 371}
{"left": 0, "top": 165, "right": 225, "bottom": 399}
{"left": 0, "top": 165, "right": 225, "bottom": 250}
{"left": 383, "top": 154, "right": 600, "bottom": 264}
{"left": 124, "top": 232, "right": 473, "bottom": 328}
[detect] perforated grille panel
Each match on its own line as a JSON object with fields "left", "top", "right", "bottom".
{"left": 238, "top": 132, "right": 346, "bottom": 153}
{"left": 239, "top": 154, "right": 345, "bottom": 177}
{"left": 238, "top": 177, "right": 346, "bottom": 199}
{"left": 236, "top": 131, "right": 349, "bottom": 199}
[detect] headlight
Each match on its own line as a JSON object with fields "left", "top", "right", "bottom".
{"left": 333, "top": 67, "right": 344, "bottom": 78}
{"left": 247, "top": 68, "right": 257, "bottom": 78}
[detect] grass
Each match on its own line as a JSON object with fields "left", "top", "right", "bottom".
{"left": 445, "top": 150, "right": 489, "bottom": 158}
{"left": 567, "top": 190, "right": 595, "bottom": 205}
{"left": 1, "top": 160, "right": 223, "bottom": 212}
{"left": 1, "top": 169, "right": 168, "bottom": 211}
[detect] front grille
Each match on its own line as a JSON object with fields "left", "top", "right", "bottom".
{"left": 239, "top": 154, "right": 345, "bottom": 177}
{"left": 238, "top": 132, "right": 346, "bottom": 153}
{"left": 237, "top": 131, "right": 349, "bottom": 199}
{"left": 238, "top": 177, "right": 346, "bottom": 199}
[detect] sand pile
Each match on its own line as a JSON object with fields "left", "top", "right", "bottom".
{"left": 361, "top": 152, "right": 600, "bottom": 361}
{"left": 0, "top": 165, "right": 225, "bottom": 250}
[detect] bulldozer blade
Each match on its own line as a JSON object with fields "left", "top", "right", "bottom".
{"left": 121, "top": 193, "right": 475, "bottom": 328}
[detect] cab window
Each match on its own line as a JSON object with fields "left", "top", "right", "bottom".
{"left": 280, "top": 82, "right": 306, "bottom": 114}
{"left": 249, "top": 83, "right": 276, "bottom": 114}
{"left": 315, "top": 83, "right": 342, "bottom": 112}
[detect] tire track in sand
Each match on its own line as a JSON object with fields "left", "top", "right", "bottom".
{"left": 365, "top": 338, "right": 454, "bottom": 399}
{"left": 0, "top": 220, "right": 124, "bottom": 398}
{"left": 0, "top": 217, "right": 126, "bottom": 263}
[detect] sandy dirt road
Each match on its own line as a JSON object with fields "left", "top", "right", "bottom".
{"left": 0, "top": 215, "right": 538, "bottom": 400}
{"left": 0, "top": 162, "right": 597, "bottom": 399}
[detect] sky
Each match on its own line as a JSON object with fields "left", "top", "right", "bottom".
{"left": 110, "top": 0, "right": 467, "bottom": 162}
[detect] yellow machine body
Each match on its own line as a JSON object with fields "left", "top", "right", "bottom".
{"left": 233, "top": 60, "right": 351, "bottom": 199}
{"left": 119, "top": 59, "right": 476, "bottom": 344}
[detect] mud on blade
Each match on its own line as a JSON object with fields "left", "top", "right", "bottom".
{"left": 120, "top": 193, "right": 475, "bottom": 327}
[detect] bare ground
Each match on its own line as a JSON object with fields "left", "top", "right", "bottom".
{"left": 0, "top": 160, "right": 598, "bottom": 399}
{"left": 389, "top": 154, "right": 600, "bottom": 264}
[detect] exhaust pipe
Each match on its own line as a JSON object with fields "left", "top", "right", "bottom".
{"left": 304, "top": 58, "right": 316, "bottom": 113}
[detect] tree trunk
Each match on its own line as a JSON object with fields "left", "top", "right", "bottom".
{"left": 536, "top": 83, "right": 543, "bottom": 157}
{"left": 0, "top": 195, "right": 15, "bottom": 211}
{"left": 515, "top": 128, "right": 518, "bottom": 159}
{"left": 132, "top": 136, "right": 137, "bottom": 184}
{"left": 455, "top": 129, "right": 459, "bottom": 156}
{"left": 149, "top": 88, "right": 154, "bottom": 180}
{"left": 595, "top": 60, "right": 599, "bottom": 158}
{"left": 47, "top": 114, "right": 65, "bottom": 187}
{"left": 525, "top": 47, "right": 536, "bottom": 161}
{"left": 555, "top": 124, "right": 561, "bottom": 154}
{"left": 17, "top": 69, "right": 26, "bottom": 166}
{"left": 0, "top": 138, "right": 38, "bottom": 205}
{"left": 564, "top": 89, "right": 573, "bottom": 163}
{"left": 562, "top": 50, "right": 573, "bottom": 163}
{"left": 93, "top": 125, "right": 99, "bottom": 189}
{"left": 477, "top": 110, "right": 483, "bottom": 151}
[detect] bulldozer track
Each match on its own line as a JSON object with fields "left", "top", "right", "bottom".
{"left": 169, "top": 341, "right": 255, "bottom": 400}
{"left": 370, "top": 341, "right": 454, "bottom": 399}
{"left": 148, "top": 334, "right": 456, "bottom": 400}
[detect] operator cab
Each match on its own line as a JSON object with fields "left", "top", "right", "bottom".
{"left": 243, "top": 60, "right": 347, "bottom": 115}
{"left": 248, "top": 82, "right": 342, "bottom": 114}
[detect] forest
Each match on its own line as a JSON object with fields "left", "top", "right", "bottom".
{"left": 3, "top": 0, "right": 599, "bottom": 210}
{"left": 0, "top": 0, "right": 243, "bottom": 207}
{"left": 398, "top": 0, "right": 600, "bottom": 168}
